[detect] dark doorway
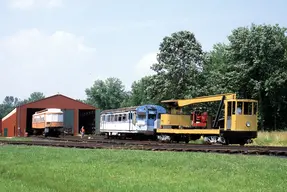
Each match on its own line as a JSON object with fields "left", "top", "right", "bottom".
{"left": 78, "top": 109, "right": 95, "bottom": 134}
{"left": 26, "top": 108, "right": 45, "bottom": 135}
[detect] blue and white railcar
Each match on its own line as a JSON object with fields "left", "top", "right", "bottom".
{"left": 100, "top": 104, "right": 166, "bottom": 136}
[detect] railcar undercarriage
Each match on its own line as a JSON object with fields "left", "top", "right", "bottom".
{"left": 156, "top": 133, "right": 254, "bottom": 146}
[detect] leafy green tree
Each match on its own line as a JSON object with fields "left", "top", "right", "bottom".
{"left": 18, "top": 92, "right": 45, "bottom": 105}
{"left": 119, "top": 91, "right": 132, "bottom": 107}
{"left": 128, "top": 75, "right": 157, "bottom": 106}
{"left": 77, "top": 99, "right": 88, "bottom": 104}
{"left": 27, "top": 92, "right": 45, "bottom": 102}
{"left": 203, "top": 43, "right": 234, "bottom": 94}
{"left": 0, "top": 96, "right": 22, "bottom": 118}
{"left": 225, "top": 23, "right": 287, "bottom": 130}
{"left": 151, "top": 31, "right": 205, "bottom": 100}
{"left": 85, "top": 77, "right": 127, "bottom": 110}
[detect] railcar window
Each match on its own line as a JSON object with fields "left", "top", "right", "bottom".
{"left": 122, "top": 114, "right": 127, "bottom": 121}
{"left": 138, "top": 114, "right": 146, "bottom": 120}
{"left": 236, "top": 102, "right": 243, "bottom": 115}
{"left": 244, "top": 102, "right": 252, "bottom": 115}
{"left": 118, "top": 114, "right": 122, "bottom": 121}
{"left": 232, "top": 101, "right": 236, "bottom": 114}
{"left": 253, "top": 102, "right": 258, "bottom": 115}
{"left": 129, "top": 113, "right": 132, "bottom": 120}
{"left": 148, "top": 114, "right": 156, "bottom": 119}
{"left": 227, "top": 102, "right": 232, "bottom": 116}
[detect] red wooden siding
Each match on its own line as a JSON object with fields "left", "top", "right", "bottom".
{"left": 2, "top": 109, "right": 17, "bottom": 137}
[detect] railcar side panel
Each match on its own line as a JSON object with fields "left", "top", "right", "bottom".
{"left": 100, "top": 105, "right": 167, "bottom": 136}
{"left": 31, "top": 108, "right": 64, "bottom": 137}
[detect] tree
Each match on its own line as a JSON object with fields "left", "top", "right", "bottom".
{"left": 151, "top": 30, "right": 205, "bottom": 100}
{"left": 19, "top": 92, "right": 45, "bottom": 105}
{"left": 120, "top": 91, "right": 132, "bottom": 107}
{"left": 85, "top": 77, "right": 127, "bottom": 110}
{"left": 202, "top": 43, "right": 235, "bottom": 94}
{"left": 127, "top": 75, "right": 157, "bottom": 106}
{"left": 0, "top": 96, "right": 22, "bottom": 118}
{"left": 27, "top": 92, "right": 45, "bottom": 102}
{"left": 77, "top": 99, "right": 88, "bottom": 104}
{"left": 225, "top": 23, "right": 287, "bottom": 130}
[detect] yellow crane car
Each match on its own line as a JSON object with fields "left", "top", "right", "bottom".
{"left": 156, "top": 93, "right": 258, "bottom": 145}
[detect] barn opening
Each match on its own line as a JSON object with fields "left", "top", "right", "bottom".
{"left": 26, "top": 108, "right": 45, "bottom": 135}
{"left": 78, "top": 109, "right": 95, "bottom": 134}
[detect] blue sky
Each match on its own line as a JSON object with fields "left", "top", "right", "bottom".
{"left": 0, "top": 0, "right": 286, "bottom": 101}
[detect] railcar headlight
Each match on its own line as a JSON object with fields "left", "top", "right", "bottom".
{"left": 246, "top": 121, "right": 251, "bottom": 127}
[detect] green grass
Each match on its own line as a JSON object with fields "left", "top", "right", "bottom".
{"left": 0, "top": 146, "right": 286, "bottom": 192}
{"left": 0, "top": 137, "right": 33, "bottom": 141}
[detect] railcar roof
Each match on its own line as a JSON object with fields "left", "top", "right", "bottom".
{"left": 101, "top": 104, "right": 167, "bottom": 114}
{"left": 101, "top": 106, "right": 139, "bottom": 114}
{"left": 35, "top": 108, "right": 63, "bottom": 114}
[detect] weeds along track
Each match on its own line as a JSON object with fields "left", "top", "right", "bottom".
{"left": 1, "top": 139, "right": 287, "bottom": 157}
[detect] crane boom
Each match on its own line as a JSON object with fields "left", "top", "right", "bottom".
{"left": 161, "top": 93, "right": 236, "bottom": 107}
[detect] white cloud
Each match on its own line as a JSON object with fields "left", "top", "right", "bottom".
{"left": 8, "top": 0, "right": 63, "bottom": 9}
{"left": 135, "top": 52, "right": 158, "bottom": 77}
{"left": 0, "top": 28, "right": 97, "bottom": 100}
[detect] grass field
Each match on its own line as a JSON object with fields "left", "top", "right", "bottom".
{"left": 0, "top": 145, "right": 286, "bottom": 192}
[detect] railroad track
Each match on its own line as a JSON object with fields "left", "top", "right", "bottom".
{"left": 31, "top": 135, "right": 162, "bottom": 146}
{"left": 1, "top": 139, "right": 287, "bottom": 157}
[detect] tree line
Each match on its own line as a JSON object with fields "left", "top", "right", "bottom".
{"left": 84, "top": 23, "right": 287, "bottom": 131}
{"left": 1, "top": 23, "right": 286, "bottom": 131}
{"left": 0, "top": 92, "right": 45, "bottom": 119}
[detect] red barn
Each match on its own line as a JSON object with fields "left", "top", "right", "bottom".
{"left": 1, "top": 94, "right": 100, "bottom": 137}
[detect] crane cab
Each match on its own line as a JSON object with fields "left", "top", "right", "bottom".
{"left": 224, "top": 99, "right": 258, "bottom": 131}
{"left": 218, "top": 99, "right": 258, "bottom": 144}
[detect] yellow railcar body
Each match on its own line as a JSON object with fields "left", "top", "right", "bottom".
{"left": 156, "top": 93, "right": 258, "bottom": 145}
{"left": 224, "top": 99, "right": 258, "bottom": 132}
{"left": 160, "top": 114, "right": 191, "bottom": 127}
{"left": 156, "top": 129, "right": 220, "bottom": 135}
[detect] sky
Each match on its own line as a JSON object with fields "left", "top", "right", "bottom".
{"left": 0, "top": 0, "right": 286, "bottom": 101}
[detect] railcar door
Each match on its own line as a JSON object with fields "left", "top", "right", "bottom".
{"left": 100, "top": 115, "right": 105, "bottom": 131}
{"left": 226, "top": 101, "right": 234, "bottom": 130}
{"left": 147, "top": 110, "right": 157, "bottom": 129}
